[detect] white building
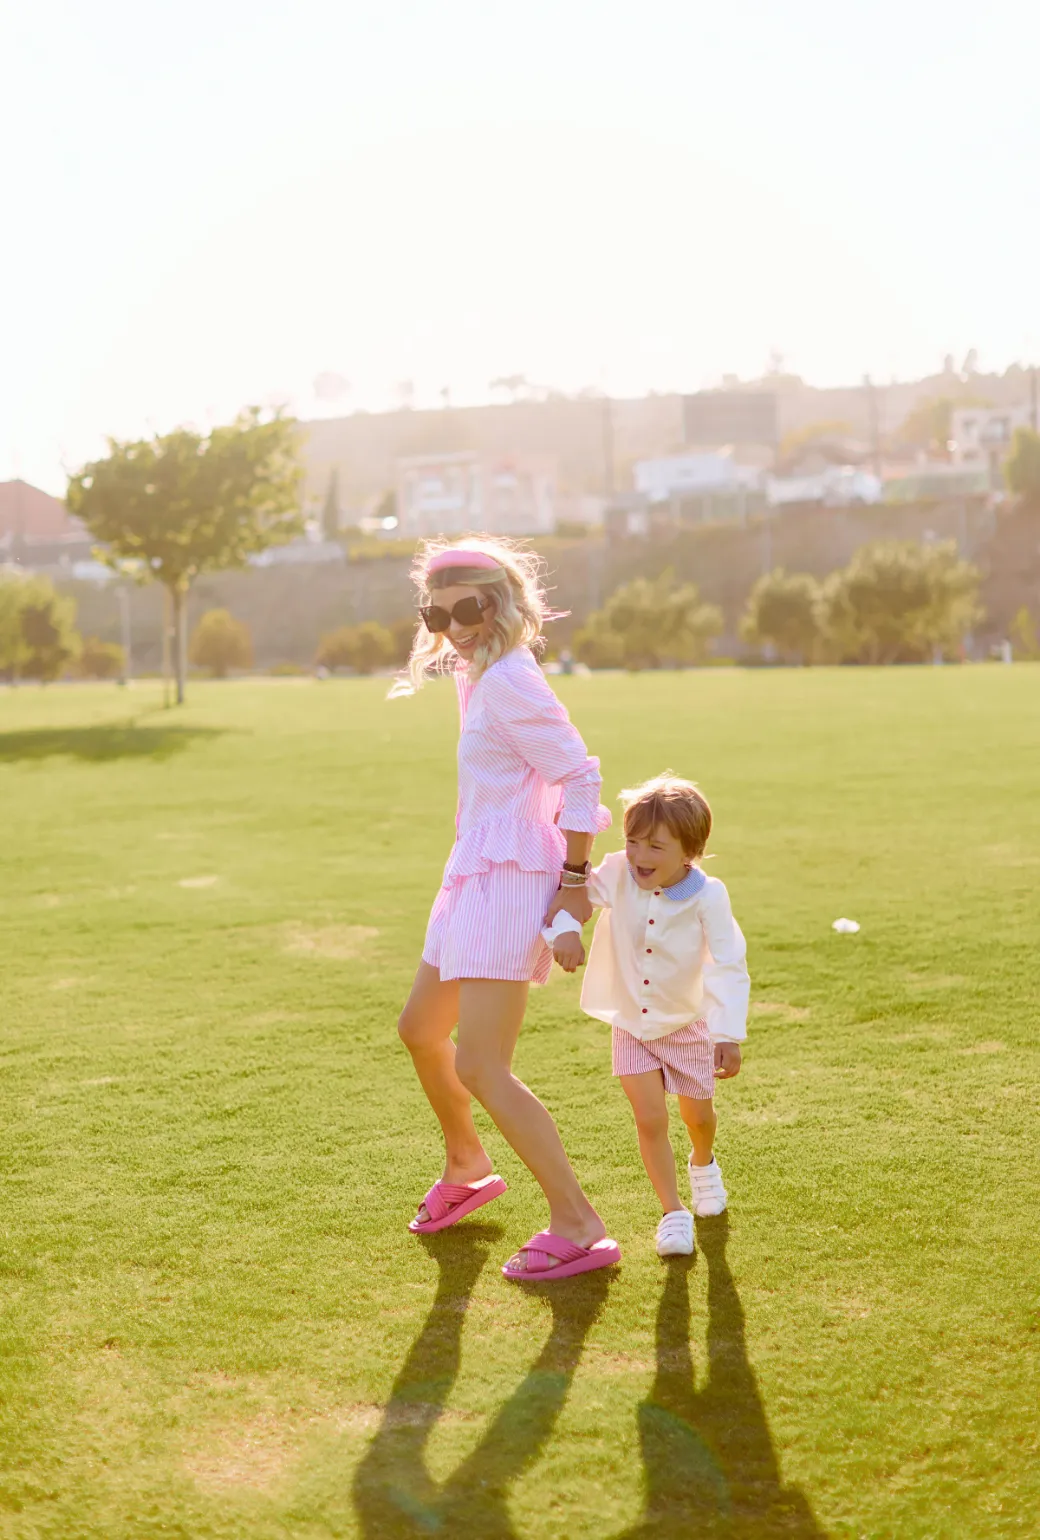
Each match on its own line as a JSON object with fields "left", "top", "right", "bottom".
{"left": 633, "top": 452, "right": 758, "bottom": 503}
{"left": 951, "top": 403, "right": 1033, "bottom": 462}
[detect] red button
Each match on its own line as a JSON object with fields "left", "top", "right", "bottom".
{"left": 646, "top": 948, "right": 652, "bottom": 954}
{"left": 648, "top": 919, "right": 654, "bottom": 925}
{"left": 642, "top": 1008, "right": 648, "bottom": 1014}
{"left": 644, "top": 979, "right": 649, "bottom": 985}
{"left": 654, "top": 890, "right": 660, "bottom": 896}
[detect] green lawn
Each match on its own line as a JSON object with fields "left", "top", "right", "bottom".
{"left": 2, "top": 668, "right": 1038, "bottom": 1540}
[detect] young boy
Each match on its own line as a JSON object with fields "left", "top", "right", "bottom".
{"left": 544, "top": 774, "right": 749, "bottom": 1257}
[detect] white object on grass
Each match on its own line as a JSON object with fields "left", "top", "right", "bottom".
{"left": 832, "top": 917, "right": 861, "bottom": 934}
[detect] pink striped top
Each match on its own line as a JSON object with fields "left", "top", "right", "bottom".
{"left": 443, "top": 647, "right": 611, "bottom": 888}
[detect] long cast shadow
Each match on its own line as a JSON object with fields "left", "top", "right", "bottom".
{"left": 0, "top": 723, "right": 228, "bottom": 763}
{"left": 353, "top": 1225, "right": 611, "bottom": 1538}
{"left": 619, "top": 1215, "right": 826, "bottom": 1539}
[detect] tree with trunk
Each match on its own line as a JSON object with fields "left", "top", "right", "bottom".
{"left": 740, "top": 570, "right": 822, "bottom": 663}
{"left": 66, "top": 408, "right": 302, "bottom": 704}
{"left": 819, "top": 540, "right": 982, "bottom": 664}
{"left": 189, "top": 609, "right": 254, "bottom": 678}
{"left": 574, "top": 569, "right": 722, "bottom": 670}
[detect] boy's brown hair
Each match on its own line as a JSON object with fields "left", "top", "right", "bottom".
{"left": 621, "top": 773, "right": 712, "bottom": 860}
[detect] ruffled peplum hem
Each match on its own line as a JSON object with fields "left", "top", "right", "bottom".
{"left": 443, "top": 806, "right": 612, "bottom": 886}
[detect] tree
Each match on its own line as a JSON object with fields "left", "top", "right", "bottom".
{"left": 66, "top": 408, "right": 302, "bottom": 704}
{"left": 778, "top": 420, "right": 854, "bottom": 468}
{"left": 819, "top": 541, "right": 982, "bottom": 664}
{"left": 740, "top": 570, "right": 822, "bottom": 663}
{"left": 1005, "top": 427, "right": 1040, "bottom": 505}
{"left": 0, "top": 573, "right": 79, "bottom": 682}
{"left": 315, "top": 621, "right": 394, "bottom": 674}
{"left": 78, "top": 636, "right": 126, "bottom": 680}
{"left": 573, "top": 570, "right": 722, "bottom": 671}
{"left": 188, "top": 609, "right": 253, "bottom": 678}
{"left": 897, "top": 394, "right": 990, "bottom": 457}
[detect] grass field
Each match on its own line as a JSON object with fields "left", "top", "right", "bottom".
{"left": 2, "top": 667, "right": 1039, "bottom": 1540}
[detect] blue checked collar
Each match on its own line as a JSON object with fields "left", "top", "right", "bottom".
{"left": 660, "top": 866, "right": 706, "bottom": 901}
{"left": 626, "top": 863, "right": 706, "bottom": 901}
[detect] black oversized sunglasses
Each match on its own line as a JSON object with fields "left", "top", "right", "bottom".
{"left": 419, "top": 596, "right": 492, "bottom": 634}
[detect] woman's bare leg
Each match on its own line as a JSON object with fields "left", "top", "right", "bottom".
{"left": 398, "top": 961, "right": 493, "bottom": 1220}
{"left": 453, "top": 979, "right": 606, "bottom": 1268}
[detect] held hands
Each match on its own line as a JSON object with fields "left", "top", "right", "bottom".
{"left": 714, "top": 1042, "right": 742, "bottom": 1080}
{"left": 552, "top": 932, "right": 586, "bottom": 973}
{"left": 545, "top": 884, "right": 594, "bottom": 926}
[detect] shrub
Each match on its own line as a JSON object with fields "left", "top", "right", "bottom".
{"left": 0, "top": 572, "right": 80, "bottom": 682}
{"left": 740, "top": 570, "right": 822, "bottom": 664}
{"left": 315, "top": 621, "right": 394, "bottom": 674}
{"left": 573, "top": 569, "right": 722, "bottom": 670}
{"left": 78, "top": 636, "right": 125, "bottom": 680}
{"left": 188, "top": 609, "right": 253, "bottom": 678}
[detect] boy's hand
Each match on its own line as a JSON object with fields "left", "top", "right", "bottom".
{"left": 714, "top": 1043, "right": 742, "bottom": 1080}
{"left": 552, "top": 934, "right": 586, "bottom": 973}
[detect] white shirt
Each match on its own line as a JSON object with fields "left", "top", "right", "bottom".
{"left": 544, "top": 851, "right": 749, "bottom": 1045}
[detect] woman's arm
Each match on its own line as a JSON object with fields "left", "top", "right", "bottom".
{"left": 483, "top": 657, "right": 607, "bottom": 839}
{"left": 556, "top": 829, "right": 595, "bottom": 922}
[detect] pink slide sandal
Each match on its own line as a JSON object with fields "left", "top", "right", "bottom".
{"left": 501, "top": 1231, "right": 621, "bottom": 1282}
{"left": 409, "top": 1174, "right": 507, "bottom": 1235}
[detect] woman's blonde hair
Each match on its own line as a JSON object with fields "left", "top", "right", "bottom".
{"left": 391, "top": 535, "right": 557, "bottom": 696}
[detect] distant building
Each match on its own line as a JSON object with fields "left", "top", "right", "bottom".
{"left": 633, "top": 452, "right": 754, "bottom": 503}
{"left": 626, "top": 452, "right": 766, "bottom": 529}
{"left": 951, "top": 404, "right": 1033, "bottom": 462}
{"left": 0, "top": 479, "right": 93, "bottom": 570}
{"left": 396, "top": 451, "right": 556, "bottom": 537}
{"left": 0, "top": 479, "right": 83, "bottom": 544}
{"left": 767, "top": 467, "right": 883, "bottom": 507}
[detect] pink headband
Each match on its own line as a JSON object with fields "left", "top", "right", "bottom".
{"left": 425, "top": 548, "right": 503, "bottom": 575}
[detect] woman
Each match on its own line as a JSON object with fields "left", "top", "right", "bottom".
{"left": 394, "top": 537, "right": 620, "bottom": 1281}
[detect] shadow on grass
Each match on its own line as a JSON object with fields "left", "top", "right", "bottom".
{"left": 0, "top": 721, "right": 228, "bottom": 763}
{"left": 618, "top": 1214, "right": 826, "bottom": 1540}
{"left": 352, "top": 1223, "right": 612, "bottom": 1538}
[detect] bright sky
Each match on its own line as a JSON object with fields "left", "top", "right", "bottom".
{"left": 3, "top": 0, "right": 1038, "bottom": 493}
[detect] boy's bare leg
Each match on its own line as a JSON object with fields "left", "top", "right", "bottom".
{"left": 620, "top": 1071, "right": 684, "bottom": 1213}
{"left": 678, "top": 1095, "right": 717, "bottom": 1167}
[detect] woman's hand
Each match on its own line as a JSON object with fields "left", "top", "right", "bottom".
{"left": 548, "top": 884, "right": 594, "bottom": 926}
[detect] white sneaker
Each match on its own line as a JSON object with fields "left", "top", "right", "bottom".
{"left": 655, "top": 1208, "right": 695, "bottom": 1257}
{"left": 688, "top": 1156, "right": 728, "bottom": 1216}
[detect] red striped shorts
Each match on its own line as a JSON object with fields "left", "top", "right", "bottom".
{"left": 611, "top": 1020, "right": 714, "bottom": 1100}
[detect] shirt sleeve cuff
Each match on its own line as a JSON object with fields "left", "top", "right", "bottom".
{"left": 542, "top": 911, "right": 584, "bottom": 945}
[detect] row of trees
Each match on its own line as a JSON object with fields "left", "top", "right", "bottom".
{"left": 572, "top": 541, "right": 985, "bottom": 669}
{"left": 740, "top": 541, "right": 981, "bottom": 664}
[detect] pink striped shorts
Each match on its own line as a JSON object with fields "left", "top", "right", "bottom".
{"left": 423, "top": 862, "right": 559, "bottom": 984}
{"left": 611, "top": 1020, "right": 714, "bottom": 1100}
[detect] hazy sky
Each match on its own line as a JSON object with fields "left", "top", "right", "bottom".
{"left": 3, "top": 0, "right": 1038, "bottom": 493}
